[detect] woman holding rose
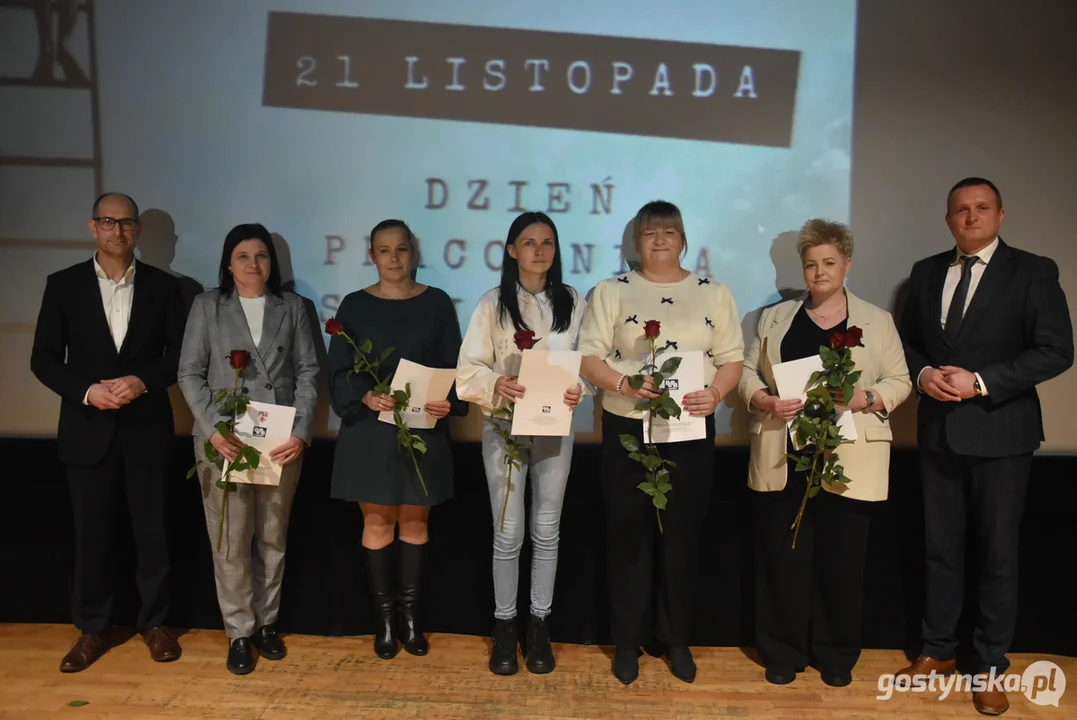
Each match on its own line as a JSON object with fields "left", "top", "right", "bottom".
{"left": 178, "top": 223, "right": 320, "bottom": 674}
{"left": 737, "top": 219, "right": 911, "bottom": 687}
{"left": 456, "top": 211, "right": 587, "bottom": 676}
{"left": 326, "top": 219, "right": 468, "bottom": 660}
{"left": 577, "top": 200, "right": 744, "bottom": 684}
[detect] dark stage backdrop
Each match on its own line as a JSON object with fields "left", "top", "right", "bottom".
{"left": 1, "top": 438, "right": 1074, "bottom": 661}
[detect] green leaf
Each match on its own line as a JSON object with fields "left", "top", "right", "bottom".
{"left": 795, "top": 455, "right": 812, "bottom": 473}
{"left": 359, "top": 338, "right": 373, "bottom": 354}
{"left": 846, "top": 370, "right": 863, "bottom": 385}
{"left": 234, "top": 397, "right": 249, "bottom": 415}
{"left": 379, "top": 346, "right": 395, "bottom": 362}
{"left": 67, "top": 700, "right": 89, "bottom": 707}
{"left": 412, "top": 437, "right": 427, "bottom": 454}
{"left": 641, "top": 454, "right": 662, "bottom": 472}
{"left": 659, "top": 357, "right": 682, "bottom": 376}
{"left": 653, "top": 492, "right": 669, "bottom": 510}
{"left": 637, "top": 482, "right": 657, "bottom": 496}
{"left": 651, "top": 372, "right": 665, "bottom": 388}
{"left": 627, "top": 375, "right": 643, "bottom": 390}
{"left": 185, "top": 465, "right": 197, "bottom": 479}
{"left": 664, "top": 395, "right": 682, "bottom": 419}
{"left": 392, "top": 389, "right": 408, "bottom": 405}
{"left": 808, "top": 484, "right": 822, "bottom": 497}
{"left": 807, "top": 370, "right": 822, "bottom": 387}
{"left": 214, "top": 421, "right": 231, "bottom": 437}
{"left": 628, "top": 451, "right": 644, "bottom": 462}
{"left": 619, "top": 434, "right": 640, "bottom": 453}
{"left": 663, "top": 459, "right": 678, "bottom": 468}
{"left": 213, "top": 388, "right": 229, "bottom": 403}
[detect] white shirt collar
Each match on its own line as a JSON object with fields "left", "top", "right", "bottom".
{"left": 93, "top": 252, "right": 137, "bottom": 283}
{"left": 952, "top": 236, "right": 999, "bottom": 266}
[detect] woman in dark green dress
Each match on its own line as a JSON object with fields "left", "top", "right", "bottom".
{"left": 327, "top": 219, "right": 468, "bottom": 660}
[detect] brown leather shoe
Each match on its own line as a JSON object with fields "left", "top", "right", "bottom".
{"left": 60, "top": 634, "right": 110, "bottom": 673}
{"left": 895, "top": 655, "right": 957, "bottom": 679}
{"left": 142, "top": 627, "right": 181, "bottom": 662}
{"left": 973, "top": 686, "right": 1009, "bottom": 715}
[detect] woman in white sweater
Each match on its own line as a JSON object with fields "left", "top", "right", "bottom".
{"left": 577, "top": 200, "right": 744, "bottom": 685}
{"left": 456, "top": 211, "right": 587, "bottom": 676}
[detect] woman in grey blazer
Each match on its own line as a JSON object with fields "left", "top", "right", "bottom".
{"left": 178, "top": 223, "right": 319, "bottom": 675}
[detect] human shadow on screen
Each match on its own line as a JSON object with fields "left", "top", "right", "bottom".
{"left": 137, "top": 208, "right": 205, "bottom": 436}
{"left": 137, "top": 209, "right": 205, "bottom": 313}
{"left": 272, "top": 232, "right": 332, "bottom": 438}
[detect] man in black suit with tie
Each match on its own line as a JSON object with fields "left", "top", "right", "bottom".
{"left": 31, "top": 193, "right": 186, "bottom": 672}
{"left": 896, "top": 177, "right": 1073, "bottom": 715}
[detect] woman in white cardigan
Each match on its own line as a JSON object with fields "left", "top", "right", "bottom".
{"left": 738, "top": 219, "right": 911, "bottom": 688}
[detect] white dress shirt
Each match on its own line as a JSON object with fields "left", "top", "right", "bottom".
{"left": 918, "top": 236, "right": 998, "bottom": 395}
{"left": 239, "top": 294, "right": 266, "bottom": 346}
{"left": 83, "top": 254, "right": 137, "bottom": 404}
{"left": 457, "top": 284, "right": 588, "bottom": 414}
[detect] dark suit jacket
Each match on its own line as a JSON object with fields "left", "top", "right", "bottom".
{"left": 30, "top": 259, "right": 186, "bottom": 467}
{"left": 900, "top": 239, "right": 1073, "bottom": 457}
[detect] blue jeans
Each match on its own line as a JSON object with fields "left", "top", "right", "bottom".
{"left": 481, "top": 418, "right": 573, "bottom": 620}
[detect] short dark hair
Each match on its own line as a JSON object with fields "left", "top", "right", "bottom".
{"left": 92, "top": 192, "right": 139, "bottom": 219}
{"left": 218, "top": 223, "right": 283, "bottom": 297}
{"left": 946, "top": 177, "right": 1002, "bottom": 212}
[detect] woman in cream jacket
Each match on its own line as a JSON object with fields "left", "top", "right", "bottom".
{"left": 738, "top": 219, "right": 911, "bottom": 688}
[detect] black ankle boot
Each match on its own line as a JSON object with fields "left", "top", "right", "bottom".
{"left": 364, "top": 543, "right": 398, "bottom": 659}
{"left": 397, "top": 541, "right": 428, "bottom": 656}
{"left": 524, "top": 615, "right": 555, "bottom": 674}
{"left": 489, "top": 618, "right": 519, "bottom": 675}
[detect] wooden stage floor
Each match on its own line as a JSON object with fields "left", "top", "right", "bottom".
{"left": 0, "top": 624, "right": 1072, "bottom": 719}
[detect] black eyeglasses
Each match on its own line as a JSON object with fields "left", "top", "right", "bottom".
{"left": 93, "top": 216, "right": 139, "bottom": 232}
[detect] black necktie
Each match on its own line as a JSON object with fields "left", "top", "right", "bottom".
{"left": 945, "top": 255, "right": 979, "bottom": 340}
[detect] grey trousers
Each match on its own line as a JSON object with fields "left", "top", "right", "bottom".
{"left": 196, "top": 439, "right": 301, "bottom": 639}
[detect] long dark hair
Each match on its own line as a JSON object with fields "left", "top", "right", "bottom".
{"left": 497, "top": 211, "right": 575, "bottom": 333}
{"left": 218, "top": 222, "right": 283, "bottom": 297}
{"left": 369, "top": 218, "right": 420, "bottom": 280}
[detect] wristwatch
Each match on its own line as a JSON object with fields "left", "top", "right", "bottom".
{"left": 864, "top": 389, "right": 877, "bottom": 409}
{"left": 974, "top": 378, "right": 983, "bottom": 396}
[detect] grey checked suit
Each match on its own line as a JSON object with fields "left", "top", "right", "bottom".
{"left": 178, "top": 288, "right": 320, "bottom": 638}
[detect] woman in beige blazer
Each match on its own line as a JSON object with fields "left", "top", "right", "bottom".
{"left": 738, "top": 219, "right": 911, "bottom": 688}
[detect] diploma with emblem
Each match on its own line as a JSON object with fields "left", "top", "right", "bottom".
{"left": 225, "top": 401, "right": 297, "bottom": 486}
{"left": 510, "top": 350, "right": 583, "bottom": 437}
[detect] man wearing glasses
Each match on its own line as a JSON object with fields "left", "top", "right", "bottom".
{"left": 31, "top": 192, "right": 186, "bottom": 672}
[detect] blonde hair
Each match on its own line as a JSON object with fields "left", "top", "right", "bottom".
{"left": 633, "top": 200, "right": 688, "bottom": 257}
{"left": 796, "top": 218, "right": 853, "bottom": 259}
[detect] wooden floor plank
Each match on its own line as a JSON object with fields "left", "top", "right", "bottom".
{"left": 0, "top": 624, "right": 1072, "bottom": 719}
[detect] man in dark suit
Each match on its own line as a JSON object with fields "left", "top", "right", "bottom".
{"left": 897, "top": 177, "right": 1073, "bottom": 715}
{"left": 31, "top": 192, "right": 186, "bottom": 672}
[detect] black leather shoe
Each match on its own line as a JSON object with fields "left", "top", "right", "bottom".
{"left": 251, "top": 625, "right": 286, "bottom": 661}
{"left": 765, "top": 665, "right": 796, "bottom": 685}
{"left": 397, "top": 541, "right": 428, "bottom": 656}
{"left": 667, "top": 645, "right": 697, "bottom": 683}
{"left": 227, "top": 637, "right": 254, "bottom": 675}
{"left": 820, "top": 668, "right": 852, "bottom": 687}
{"left": 489, "top": 618, "right": 519, "bottom": 675}
{"left": 612, "top": 646, "right": 640, "bottom": 685}
{"left": 365, "top": 544, "right": 399, "bottom": 659}
{"left": 524, "top": 615, "right": 555, "bottom": 674}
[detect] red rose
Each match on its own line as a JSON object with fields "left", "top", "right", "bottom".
{"left": 829, "top": 331, "right": 847, "bottom": 350}
{"left": 514, "top": 330, "right": 541, "bottom": 350}
{"left": 644, "top": 320, "right": 661, "bottom": 339}
{"left": 324, "top": 317, "right": 343, "bottom": 336}
{"left": 229, "top": 350, "right": 250, "bottom": 370}
{"left": 845, "top": 326, "right": 864, "bottom": 347}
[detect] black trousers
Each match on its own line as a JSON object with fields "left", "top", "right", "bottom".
{"left": 920, "top": 449, "right": 1031, "bottom": 674}
{"left": 754, "top": 467, "right": 873, "bottom": 673}
{"left": 600, "top": 410, "right": 715, "bottom": 648}
{"left": 66, "top": 431, "right": 171, "bottom": 635}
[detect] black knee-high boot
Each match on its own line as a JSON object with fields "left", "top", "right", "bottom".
{"left": 365, "top": 542, "right": 399, "bottom": 659}
{"left": 398, "top": 541, "right": 429, "bottom": 656}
